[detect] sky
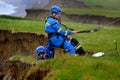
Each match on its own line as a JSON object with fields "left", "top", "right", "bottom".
{"left": 0, "top": 0, "right": 49, "bottom": 17}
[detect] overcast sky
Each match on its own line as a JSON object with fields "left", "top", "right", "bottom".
{"left": 0, "top": 0, "right": 49, "bottom": 17}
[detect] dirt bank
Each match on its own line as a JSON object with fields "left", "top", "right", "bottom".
{"left": 0, "top": 30, "right": 63, "bottom": 61}
{"left": 0, "top": 30, "right": 48, "bottom": 61}
{"left": 26, "top": 9, "right": 120, "bottom": 26}
{"left": 65, "top": 14, "right": 120, "bottom": 26}
{"left": 26, "top": 9, "right": 49, "bottom": 20}
{"left": 0, "top": 30, "right": 64, "bottom": 80}
{"left": 1, "top": 60, "right": 50, "bottom": 80}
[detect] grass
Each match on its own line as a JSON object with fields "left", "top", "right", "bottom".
{"left": 10, "top": 54, "right": 120, "bottom": 80}
{"left": 9, "top": 54, "right": 36, "bottom": 63}
{"left": 77, "top": 0, "right": 120, "bottom": 10}
{"left": 62, "top": 0, "right": 120, "bottom": 18}
{"left": 63, "top": 8, "right": 120, "bottom": 17}
{"left": 0, "top": 15, "right": 34, "bottom": 20}
{"left": 50, "top": 55, "right": 120, "bottom": 80}
{"left": 0, "top": 15, "right": 45, "bottom": 33}
{"left": 0, "top": 15, "right": 120, "bottom": 80}
{"left": 84, "top": 0, "right": 120, "bottom": 10}
{"left": 60, "top": 20, "right": 120, "bottom": 52}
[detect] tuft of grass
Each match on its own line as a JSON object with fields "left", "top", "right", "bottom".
{"left": 9, "top": 55, "right": 36, "bottom": 63}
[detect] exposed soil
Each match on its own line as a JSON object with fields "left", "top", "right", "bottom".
{"left": 0, "top": 30, "right": 64, "bottom": 80}
{"left": 0, "top": 30, "right": 48, "bottom": 61}
{"left": 65, "top": 14, "right": 120, "bottom": 26}
{"left": 26, "top": 9, "right": 120, "bottom": 26}
{"left": 26, "top": 9, "right": 49, "bottom": 20}
{"left": 1, "top": 60, "right": 50, "bottom": 80}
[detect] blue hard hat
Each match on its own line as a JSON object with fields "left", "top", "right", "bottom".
{"left": 35, "top": 46, "right": 46, "bottom": 55}
{"left": 50, "top": 5, "right": 61, "bottom": 14}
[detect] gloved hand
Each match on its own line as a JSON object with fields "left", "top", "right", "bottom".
{"left": 72, "top": 31, "right": 77, "bottom": 34}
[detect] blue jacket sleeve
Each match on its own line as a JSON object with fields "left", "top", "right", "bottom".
{"left": 46, "top": 17, "right": 72, "bottom": 36}
{"left": 53, "top": 23, "right": 72, "bottom": 36}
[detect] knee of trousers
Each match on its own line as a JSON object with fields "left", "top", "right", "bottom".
{"left": 63, "top": 41, "right": 76, "bottom": 55}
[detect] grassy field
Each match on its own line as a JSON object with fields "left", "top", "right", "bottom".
{"left": 0, "top": 15, "right": 44, "bottom": 33}
{"left": 0, "top": 15, "right": 120, "bottom": 80}
{"left": 62, "top": 0, "right": 120, "bottom": 18}
{"left": 10, "top": 53, "right": 120, "bottom": 80}
{"left": 63, "top": 8, "right": 120, "bottom": 17}
{"left": 78, "top": 0, "right": 120, "bottom": 10}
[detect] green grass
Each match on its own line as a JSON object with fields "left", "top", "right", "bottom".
{"left": 62, "top": 21, "right": 120, "bottom": 54}
{"left": 0, "top": 16, "right": 120, "bottom": 80}
{"left": 0, "top": 15, "right": 33, "bottom": 20}
{"left": 0, "top": 15, "right": 45, "bottom": 33}
{"left": 10, "top": 54, "right": 120, "bottom": 80}
{"left": 77, "top": 0, "right": 120, "bottom": 10}
{"left": 62, "top": 0, "right": 120, "bottom": 18}
{"left": 9, "top": 54, "right": 36, "bottom": 63}
{"left": 49, "top": 54, "right": 120, "bottom": 80}
{"left": 63, "top": 8, "right": 120, "bottom": 17}
{"left": 84, "top": 0, "right": 120, "bottom": 10}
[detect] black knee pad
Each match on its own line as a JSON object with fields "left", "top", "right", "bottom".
{"left": 76, "top": 47, "right": 85, "bottom": 55}
{"left": 71, "top": 38, "right": 79, "bottom": 45}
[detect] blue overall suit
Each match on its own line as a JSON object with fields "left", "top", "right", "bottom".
{"left": 45, "top": 16, "right": 77, "bottom": 55}
{"left": 35, "top": 5, "right": 85, "bottom": 60}
{"left": 36, "top": 38, "right": 85, "bottom": 60}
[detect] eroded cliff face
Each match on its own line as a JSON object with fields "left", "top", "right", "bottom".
{"left": 65, "top": 14, "right": 120, "bottom": 26}
{"left": 1, "top": 60, "right": 50, "bottom": 80}
{"left": 0, "top": 30, "right": 48, "bottom": 61}
{"left": 26, "top": 9, "right": 120, "bottom": 26}
{"left": 0, "top": 30, "right": 64, "bottom": 80}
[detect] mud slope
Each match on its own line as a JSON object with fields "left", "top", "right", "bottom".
{"left": 0, "top": 30, "right": 64, "bottom": 80}
{"left": 1, "top": 60, "right": 50, "bottom": 80}
{"left": 0, "top": 30, "right": 48, "bottom": 61}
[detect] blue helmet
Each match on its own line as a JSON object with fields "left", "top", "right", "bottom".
{"left": 35, "top": 46, "right": 46, "bottom": 55}
{"left": 50, "top": 5, "right": 61, "bottom": 14}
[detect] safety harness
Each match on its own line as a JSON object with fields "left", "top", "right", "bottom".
{"left": 45, "top": 16, "right": 66, "bottom": 48}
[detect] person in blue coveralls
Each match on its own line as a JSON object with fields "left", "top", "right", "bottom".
{"left": 35, "top": 5, "right": 86, "bottom": 60}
